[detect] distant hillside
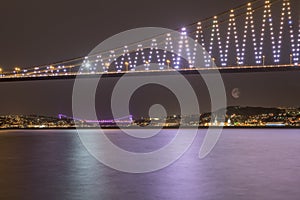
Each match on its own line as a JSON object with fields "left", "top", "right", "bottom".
{"left": 225, "top": 106, "right": 283, "bottom": 116}
{"left": 201, "top": 106, "right": 285, "bottom": 119}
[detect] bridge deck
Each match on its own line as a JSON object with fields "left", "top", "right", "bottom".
{"left": 0, "top": 65, "right": 299, "bottom": 82}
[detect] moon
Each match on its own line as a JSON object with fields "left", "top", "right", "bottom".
{"left": 231, "top": 88, "right": 241, "bottom": 99}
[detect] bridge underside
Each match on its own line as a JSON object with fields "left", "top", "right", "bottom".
{"left": 0, "top": 65, "right": 299, "bottom": 82}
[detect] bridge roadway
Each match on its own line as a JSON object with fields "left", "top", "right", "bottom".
{"left": 0, "top": 64, "right": 299, "bottom": 82}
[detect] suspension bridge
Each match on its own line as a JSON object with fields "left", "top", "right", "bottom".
{"left": 58, "top": 114, "right": 133, "bottom": 125}
{"left": 0, "top": 0, "right": 299, "bottom": 79}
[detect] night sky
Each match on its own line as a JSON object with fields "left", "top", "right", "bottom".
{"left": 0, "top": 0, "right": 300, "bottom": 118}
{"left": 0, "top": 0, "right": 253, "bottom": 69}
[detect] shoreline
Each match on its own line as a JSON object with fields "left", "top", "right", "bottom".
{"left": 0, "top": 126, "right": 299, "bottom": 130}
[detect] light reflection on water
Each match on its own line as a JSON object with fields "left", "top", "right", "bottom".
{"left": 0, "top": 129, "right": 300, "bottom": 200}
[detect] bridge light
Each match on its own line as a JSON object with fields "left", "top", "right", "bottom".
{"left": 236, "top": 57, "right": 240, "bottom": 65}
{"left": 85, "top": 62, "right": 91, "bottom": 68}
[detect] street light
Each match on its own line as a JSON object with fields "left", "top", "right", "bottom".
{"left": 290, "top": 54, "right": 293, "bottom": 65}
{"left": 124, "top": 62, "right": 129, "bottom": 72}
{"left": 144, "top": 61, "right": 151, "bottom": 70}
{"left": 166, "top": 60, "right": 171, "bottom": 70}
{"left": 145, "top": 60, "right": 150, "bottom": 67}
{"left": 105, "top": 63, "right": 110, "bottom": 72}
{"left": 262, "top": 55, "right": 266, "bottom": 66}
{"left": 49, "top": 65, "right": 55, "bottom": 74}
{"left": 0, "top": 68, "right": 2, "bottom": 76}
{"left": 14, "top": 67, "right": 21, "bottom": 75}
{"left": 211, "top": 57, "right": 216, "bottom": 67}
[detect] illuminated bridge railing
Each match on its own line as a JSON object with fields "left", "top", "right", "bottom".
{"left": 1, "top": 64, "right": 300, "bottom": 79}
{"left": 0, "top": 0, "right": 299, "bottom": 79}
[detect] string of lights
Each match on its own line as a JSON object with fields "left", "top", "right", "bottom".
{"left": 1, "top": 0, "right": 299, "bottom": 78}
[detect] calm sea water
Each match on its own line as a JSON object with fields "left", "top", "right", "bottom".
{"left": 1, "top": 129, "right": 300, "bottom": 200}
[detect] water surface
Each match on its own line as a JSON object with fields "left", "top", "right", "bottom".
{"left": 0, "top": 129, "right": 300, "bottom": 200}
